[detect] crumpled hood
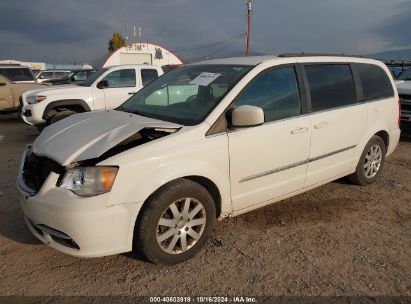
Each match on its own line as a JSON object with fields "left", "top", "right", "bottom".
{"left": 396, "top": 80, "right": 411, "bottom": 94}
{"left": 32, "top": 110, "right": 182, "bottom": 166}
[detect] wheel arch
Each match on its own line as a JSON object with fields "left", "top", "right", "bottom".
{"left": 375, "top": 130, "right": 389, "bottom": 149}
{"left": 351, "top": 124, "right": 390, "bottom": 172}
{"left": 131, "top": 175, "right": 223, "bottom": 254}
{"left": 138, "top": 176, "right": 222, "bottom": 220}
{"left": 42, "top": 99, "right": 91, "bottom": 120}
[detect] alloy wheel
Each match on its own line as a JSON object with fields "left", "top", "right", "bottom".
{"left": 364, "top": 144, "right": 382, "bottom": 178}
{"left": 156, "top": 197, "right": 206, "bottom": 254}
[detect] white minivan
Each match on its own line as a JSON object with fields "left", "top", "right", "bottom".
{"left": 17, "top": 55, "right": 401, "bottom": 264}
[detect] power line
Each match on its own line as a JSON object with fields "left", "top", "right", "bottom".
{"left": 192, "top": 34, "right": 246, "bottom": 61}
{"left": 172, "top": 33, "right": 246, "bottom": 53}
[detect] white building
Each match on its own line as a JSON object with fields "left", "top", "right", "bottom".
{"left": 102, "top": 42, "right": 184, "bottom": 68}
{"left": 0, "top": 60, "right": 46, "bottom": 72}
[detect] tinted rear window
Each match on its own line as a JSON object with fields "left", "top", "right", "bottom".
{"left": 355, "top": 63, "right": 394, "bottom": 101}
{"left": 141, "top": 69, "right": 159, "bottom": 86}
{"left": 305, "top": 64, "right": 357, "bottom": 112}
{"left": 0, "top": 68, "right": 34, "bottom": 82}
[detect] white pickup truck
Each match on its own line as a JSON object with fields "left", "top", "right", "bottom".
{"left": 21, "top": 64, "right": 163, "bottom": 130}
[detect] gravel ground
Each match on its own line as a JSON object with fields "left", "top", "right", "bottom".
{"left": 0, "top": 115, "right": 410, "bottom": 297}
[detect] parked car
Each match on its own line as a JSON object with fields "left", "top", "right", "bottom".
{"left": 21, "top": 64, "right": 163, "bottom": 131}
{"left": 36, "top": 70, "right": 72, "bottom": 83}
{"left": 0, "top": 74, "right": 45, "bottom": 114}
{"left": 396, "top": 68, "right": 411, "bottom": 132}
{"left": 0, "top": 65, "right": 37, "bottom": 84}
{"left": 44, "top": 69, "right": 96, "bottom": 85}
{"left": 17, "top": 55, "right": 400, "bottom": 264}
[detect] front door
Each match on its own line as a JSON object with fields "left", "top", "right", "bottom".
{"left": 228, "top": 65, "right": 311, "bottom": 211}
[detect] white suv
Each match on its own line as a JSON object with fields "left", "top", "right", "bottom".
{"left": 17, "top": 55, "right": 400, "bottom": 264}
{"left": 21, "top": 64, "right": 163, "bottom": 130}
{"left": 36, "top": 70, "right": 71, "bottom": 83}
{"left": 395, "top": 68, "right": 411, "bottom": 133}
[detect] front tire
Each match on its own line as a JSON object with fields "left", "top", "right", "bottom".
{"left": 348, "top": 135, "right": 386, "bottom": 185}
{"left": 134, "top": 179, "right": 216, "bottom": 264}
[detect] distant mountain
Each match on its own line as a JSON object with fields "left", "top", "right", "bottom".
{"left": 367, "top": 49, "right": 411, "bottom": 61}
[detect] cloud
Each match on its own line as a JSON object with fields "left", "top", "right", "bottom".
{"left": 0, "top": 5, "right": 108, "bottom": 43}
{"left": 0, "top": 0, "right": 409, "bottom": 65}
{"left": 373, "top": 1, "right": 411, "bottom": 48}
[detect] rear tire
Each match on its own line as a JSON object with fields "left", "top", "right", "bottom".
{"left": 134, "top": 179, "right": 216, "bottom": 264}
{"left": 348, "top": 135, "right": 386, "bottom": 186}
{"left": 48, "top": 110, "right": 77, "bottom": 125}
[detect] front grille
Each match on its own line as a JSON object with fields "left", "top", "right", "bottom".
{"left": 51, "top": 234, "right": 80, "bottom": 249}
{"left": 27, "top": 217, "right": 80, "bottom": 249}
{"left": 399, "top": 94, "right": 411, "bottom": 101}
{"left": 401, "top": 104, "right": 411, "bottom": 112}
{"left": 22, "top": 152, "right": 65, "bottom": 193}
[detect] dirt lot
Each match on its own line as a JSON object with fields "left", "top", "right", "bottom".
{"left": 0, "top": 115, "right": 410, "bottom": 297}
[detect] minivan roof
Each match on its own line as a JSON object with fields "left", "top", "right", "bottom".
{"left": 191, "top": 55, "right": 381, "bottom": 66}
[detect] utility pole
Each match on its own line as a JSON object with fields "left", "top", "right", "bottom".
{"left": 246, "top": 0, "right": 252, "bottom": 56}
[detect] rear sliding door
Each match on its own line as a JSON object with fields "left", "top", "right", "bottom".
{"left": 302, "top": 63, "right": 367, "bottom": 187}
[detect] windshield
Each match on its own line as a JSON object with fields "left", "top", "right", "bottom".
{"left": 0, "top": 68, "right": 34, "bottom": 82}
{"left": 79, "top": 68, "right": 107, "bottom": 86}
{"left": 398, "top": 69, "right": 411, "bottom": 81}
{"left": 118, "top": 64, "right": 252, "bottom": 125}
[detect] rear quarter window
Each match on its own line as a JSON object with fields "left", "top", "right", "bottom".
{"left": 354, "top": 63, "right": 394, "bottom": 101}
{"left": 141, "top": 69, "right": 159, "bottom": 86}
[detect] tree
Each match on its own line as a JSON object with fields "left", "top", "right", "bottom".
{"left": 108, "top": 32, "right": 126, "bottom": 53}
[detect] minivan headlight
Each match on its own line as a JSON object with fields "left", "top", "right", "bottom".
{"left": 59, "top": 166, "right": 118, "bottom": 196}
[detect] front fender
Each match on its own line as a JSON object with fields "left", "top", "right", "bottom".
{"left": 108, "top": 158, "right": 231, "bottom": 216}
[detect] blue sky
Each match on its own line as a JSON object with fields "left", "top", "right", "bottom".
{"left": 0, "top": 0, "right": 410, "bottom": 65}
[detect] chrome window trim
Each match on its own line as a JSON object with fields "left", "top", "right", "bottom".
{"left": 239, "top": 145, "right": 356, "bottom": 183}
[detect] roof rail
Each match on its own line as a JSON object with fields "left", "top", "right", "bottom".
{"left": 278, "top": 53, "right": 364, "bottom": 58}
{"left": 381, "top": 59, "right": 411, "bottom": 66}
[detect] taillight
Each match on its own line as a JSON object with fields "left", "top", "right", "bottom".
{"left": 398, "top": 99, "right": 401, "bottom": 127}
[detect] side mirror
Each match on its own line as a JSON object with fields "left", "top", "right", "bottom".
{"left": 230, "top": 105, "right": 264, "bottom": 128}
{"left": 0, "top": 82, "right": 6, "bottom": 87}
{"left": 70, "top": 76, "right": 76, "bottom": 82}
{"left": 96, "top": 80, "right": 109, "bottom": 89}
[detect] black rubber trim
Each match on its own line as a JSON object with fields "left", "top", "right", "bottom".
{"left": 240, "top": 145, "right": 356, "bottom": 183}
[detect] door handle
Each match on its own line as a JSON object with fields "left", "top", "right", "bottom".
{"left": 314, "top": 121, "right": 329, "bottom": 129}
{"left": 128, "top": 92, "right": 137, "bottom": 95}
{"left": 291, "top": 127, "right": 308, "bottom": 134}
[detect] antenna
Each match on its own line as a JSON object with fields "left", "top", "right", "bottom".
{"left": 246, "top": 0, "right": 252, "bottom": 56}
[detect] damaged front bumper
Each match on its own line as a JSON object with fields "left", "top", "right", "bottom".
{"left": 17, "top": 147, "right": 143, "bottom": 258}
